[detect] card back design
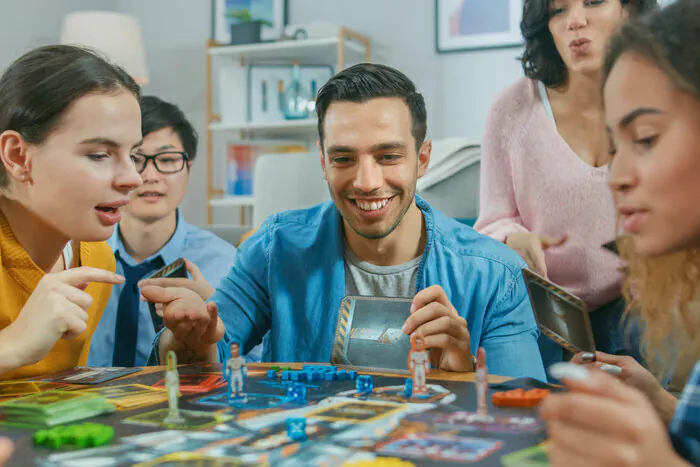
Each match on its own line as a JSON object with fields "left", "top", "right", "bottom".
{"left": 522, "top": 268, "right": 596, "bottom": 355}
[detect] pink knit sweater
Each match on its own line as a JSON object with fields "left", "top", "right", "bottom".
{"left": 474, "top": 78, "right": 621, "bottom": 310}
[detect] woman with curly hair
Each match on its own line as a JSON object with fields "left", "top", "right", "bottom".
{"left": 542, "top": 1, "right": 700, "bottom": 465}
{"left": 475, "top": 0, "right": 657, "bottom": 366}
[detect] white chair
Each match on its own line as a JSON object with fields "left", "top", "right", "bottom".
{"left": 252, "top": 152, "right": 331, "bottom": 226}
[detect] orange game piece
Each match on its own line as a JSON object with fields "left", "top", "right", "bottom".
{"left": 491, "top": 388, "right": 551, "bottom": 408}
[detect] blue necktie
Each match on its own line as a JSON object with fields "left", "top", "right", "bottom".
{"left": 112, "top": 253, "right": 164, "bottom": 367}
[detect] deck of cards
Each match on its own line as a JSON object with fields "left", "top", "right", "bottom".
{"left": 0, "top": 391, "right": 115, "bottom": 428}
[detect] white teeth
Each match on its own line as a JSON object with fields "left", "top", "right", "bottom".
{"left": 356, "top": 199, "right": 389, "bottom": 211}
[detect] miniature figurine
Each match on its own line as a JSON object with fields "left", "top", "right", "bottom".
{"left": 408, "top": 334, "right": 430, "bottom": 397}
{"left": 163, "top": 351, "right": 185, "bottom": 424}
{"left": 225, "top": 342, "right": 248, "bottom": 401}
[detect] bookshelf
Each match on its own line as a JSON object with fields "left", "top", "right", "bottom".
{"left": 204, "top": 28, "right": 371, "bottom": 225}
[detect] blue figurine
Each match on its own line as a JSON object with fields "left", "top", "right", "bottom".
{"left": 356, "top": 375, "right": 374, "bottom": 394}
{"left": 225, "top": 342, "right": 248, "bottom": 401}
{"left": 286, "top": 382, "right": 307, "bottom": 403}
{"left": 404, "top": 378, "right": 413, "bottom": 398}
{"left": 286, "top": 417, "right": 307, "bottom": 441}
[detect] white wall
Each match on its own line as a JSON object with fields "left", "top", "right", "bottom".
{"left": 0, "top": 0, "right": 116, "bottom": 71}
{"left": 288, "top": 0, "right": 444, "bottom": 139}
{"left": 439, "top": 47, "right": 523, "bottom": 141}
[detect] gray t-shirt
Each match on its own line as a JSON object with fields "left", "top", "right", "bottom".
{"left": 344, "top": 246, "right": 422, "bottom": 297}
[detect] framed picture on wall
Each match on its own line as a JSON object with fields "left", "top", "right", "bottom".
{"left": 436, "top": 0, "right": 524, "bottom": 53}
{"left": 212, "top": 0, "right": 288, "bottom": 44}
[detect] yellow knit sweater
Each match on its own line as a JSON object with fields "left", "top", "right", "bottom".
{"left": 0, "top": 211, "right": 115, "bottom": 380}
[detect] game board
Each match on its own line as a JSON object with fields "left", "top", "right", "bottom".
{"left": 0, "top": 364, "right": 550, "bottom": 466}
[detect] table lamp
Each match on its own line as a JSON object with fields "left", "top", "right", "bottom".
{"left": 60, "top": 11, "right": 149, "bottom": 85}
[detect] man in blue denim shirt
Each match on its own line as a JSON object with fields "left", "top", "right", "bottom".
{"left": 141, "top": 64, "right": 548, "bottom": 380}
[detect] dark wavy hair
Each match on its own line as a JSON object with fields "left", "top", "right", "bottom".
{"left": 520, "top": 0, "right": 658, "bottom": 87}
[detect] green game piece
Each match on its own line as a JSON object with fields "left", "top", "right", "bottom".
{"left": 281, "top": 366, "right": 292, "bottom": 371}
{"left": 33, "top": 423, "right": 114, "bottom": 449}
{"left": 270, "top": 366, "right": 280, "bottom": 371}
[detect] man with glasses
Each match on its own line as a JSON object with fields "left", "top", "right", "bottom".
{"left": 87, "top": 96, "right": 239, "bottom": 367}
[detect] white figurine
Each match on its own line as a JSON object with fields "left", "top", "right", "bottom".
{"left": 225, "top": 342, "right": 248, "bottom": 401}
{"left": 163, "top": 350, "right": 185, "bottom": 424}
{"left": 408, "top": 334, "right": 430, "bottom": 396}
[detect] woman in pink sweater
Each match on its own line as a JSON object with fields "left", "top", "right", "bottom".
{"left": 475, "top": 0, "right": 656, "bottom": 365}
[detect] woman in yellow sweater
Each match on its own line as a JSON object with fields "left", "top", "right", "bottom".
{"left": 0, "top": 45, "right": 143, "bottom": 379}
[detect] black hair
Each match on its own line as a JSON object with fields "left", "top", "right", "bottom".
{"left": 315, "top": 63, "right": 427, "bottom": 151}
{"left": 603, "top": 0, "right": 700, "bottom": 101}
{"left": 0, "top": 44, "right": 140, "bottom": 187}
{"left": 140, "top": 95, "right": 199, "bottom": 162}
{"left": 520, "top": 0, "right": 658, "bottom": 87}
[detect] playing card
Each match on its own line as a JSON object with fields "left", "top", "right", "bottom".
{"left": 0, "top": 390, "right": 115, "bottom": 428}
{"left": 124, "top": 408, "right": 234, "bottom": 431}
{"left": 153, "top": 374, "right": 226, "bottom": 394}
{"left": 133, "top": 451, "right": 258, "bottom": 466}
{"left": 501, "top": 443, "right": 550, "bottom": 466}
{"left": 79, "top": 384, "right": 168, "bottom": 411}
{"left": 35, "top": 366, "right": 142, "bottom": 384}
{"left": 376, "top": 433, "right": 503, "bottom": 462}
{"left": 331, "top": 296, "right": 414, "bottom": 372}
{"left": 521, "top": 268, "right": 596, "bottom": 355}
{"left": 0, "top": 381, "right": 40, "bottom": 397}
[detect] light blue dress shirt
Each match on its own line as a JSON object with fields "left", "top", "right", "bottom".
{"left": 88, "top": 210, "right": 239, "bottom": 367}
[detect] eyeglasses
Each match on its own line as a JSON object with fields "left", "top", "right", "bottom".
{"left": 131, "top": 151, "right": 189, "bottom": 174}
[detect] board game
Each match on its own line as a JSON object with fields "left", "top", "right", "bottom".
{"left": 0, "top": 363, "right": 552, "bottom": 466}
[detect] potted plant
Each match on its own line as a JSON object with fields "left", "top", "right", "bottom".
{"left": 227, "top": 8, "right": 273, "bottom": 45}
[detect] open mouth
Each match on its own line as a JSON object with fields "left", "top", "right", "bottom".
{"left": 137, "top": 192, "right": 164, "bottom": 198}
{"left": 95, "top": 206, "right": 118, "bottom": 213}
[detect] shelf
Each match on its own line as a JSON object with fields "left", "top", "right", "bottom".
{"left": 209, "top": 196, "right": 256, "bottom": 207}
{"left": 209, "top": 118, "right": 318, "bottom": 137}
{"left": 208, "top": 37, "right": 367, "bottom": 66}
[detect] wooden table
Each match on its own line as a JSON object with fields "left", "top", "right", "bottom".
{"left": 129, "top": 362, "right": 510, "bottom": 384}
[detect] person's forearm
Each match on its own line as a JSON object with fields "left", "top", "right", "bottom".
{"left": 652, "top": 387, "right": 680, "bottom": 426}
{"left": 0, "top": 329, "right": 24, "bottom": 376}
{"left": 158, "top": 330, "right": 220, "bottom": 365}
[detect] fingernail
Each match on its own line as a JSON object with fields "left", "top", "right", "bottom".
{"left": 402, "top": 323, "right": 409, "bottom": 334}
{"left": 600, "top": 364, "right": 623, "bottom": 375}
{"left": 137, "top": 280, "right": 145, "bottom": 287}
{"left": 549, "top": 362, "right": 590, "bottom": 381}
{"left": 116, "top": 274, "right": 125, "bottom": 282}
{"left": 409, "top": 302, "right": 416, "bottom": 314}
{"left": 581, "top": 352, "right": 595, "bottom": 363}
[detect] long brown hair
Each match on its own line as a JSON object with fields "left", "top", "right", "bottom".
{"left": 604, "top": 0, "right": 700, "bottom": 379}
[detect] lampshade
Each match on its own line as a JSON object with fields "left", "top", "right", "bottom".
{"left": 60, "top": 11, "right": 149, "bottom": 85}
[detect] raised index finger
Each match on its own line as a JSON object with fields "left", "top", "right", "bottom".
{"left": 57, "top": 267, "right": 124, "bottom": 288}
